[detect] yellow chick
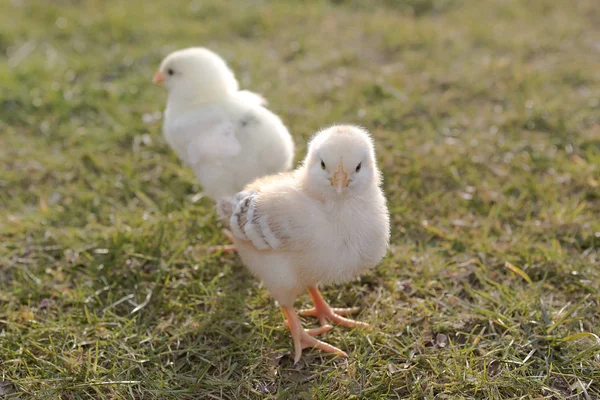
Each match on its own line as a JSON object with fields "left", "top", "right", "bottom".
{"left": 217, "top": 125, "right": 390, "bottom": 362}
{"left": 153, "top": 47, "right": 295, "bottom": 252}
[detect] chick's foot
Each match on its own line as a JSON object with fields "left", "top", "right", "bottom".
{"left": 282, "top": 306, "right": 346, "bottom": 364}
{"left": 299, "top": 286, "right": 369, "bottom": 328}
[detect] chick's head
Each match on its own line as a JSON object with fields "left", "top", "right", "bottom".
{"left": 153, "top": 47, "right": 238, "bottom": 103}
{"left": 303, "top": 125, "right": 381, "bottom": 197}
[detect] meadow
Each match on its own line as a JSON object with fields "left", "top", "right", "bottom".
{"left": 1, "top": 0, "right": 599, "bottom": 398}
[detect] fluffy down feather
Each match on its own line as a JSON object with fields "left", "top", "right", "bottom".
{"left": 155, "top": 47, "right": 294, "bottom": 199}
{"left": 217, "top": 125, "right": 390, "bottom": 362}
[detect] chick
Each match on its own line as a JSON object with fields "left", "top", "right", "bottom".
{"left": 217, "top": 125, "right": 390, "bottom": 362}
{"left": 153, "top": 47, "right": 295, "bottom": 251}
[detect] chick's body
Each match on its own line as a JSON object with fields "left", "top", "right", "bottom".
{"left": 155, "top": 47, "right": 294, "bottom": 199}
{"left": 163, "top": 94, "right": 294, "bottom": 199}
{"left": 218, "top": 125, "right": 390, "bottom": 362}
{"left": 235, "top": 170, "right": 389, "bottom": 307}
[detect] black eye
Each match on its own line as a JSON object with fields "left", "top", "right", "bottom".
{"left": 167, "top": 68, "right": 174, "bottom": 76}
{"left": 320, "top": 160, "right": 326, "bottom": 170}
{"left": 355, "top": 162, "right": 362, "bottom": 173}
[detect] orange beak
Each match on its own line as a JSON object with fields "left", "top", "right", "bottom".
{"left": 152, "top": 71, "right": 165, "bottom": 84}
{"left": 328, "top": 162, "right": 350, "bottom": 193}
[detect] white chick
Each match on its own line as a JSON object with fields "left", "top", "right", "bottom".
{"left": 153, "top": 48, "right": 295, "bottom": 250}
{"left": 217, "top": 125, "right": 390, "bottom": 362}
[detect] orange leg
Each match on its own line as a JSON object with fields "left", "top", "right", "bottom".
{"left": 221, "top": 228, "right": 235, "bottom": 242}
{"left": 282, "top": 306, "right": 346, "bottom": 364}
{"left": 207, "top": 229, "right": 237, "bottom": 253}
{"left": 299, "top": 286, "right": 369, "bottom": 328}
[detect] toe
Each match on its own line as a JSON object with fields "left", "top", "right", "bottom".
{"left": 292, "top": 333, "right": 304, "bottom": 364}
{"left": 222, "top": 228, "right": 235, "bottom": 241}
{"left": 305, "top": 325, "right": 333, "bottom": 337}
{"left": 313, "top": 341, "right": 347, "bottom": 358}
{"left": 207, "top": 244, "right": 237, "bottom": 254}
{"left": 293, "top": 345, "right": 303, "bottom": 364}
{"left": 331, "top": 307, "right": 361, "bottom": 316}
{"left": 330, "top": 314, "right": 369, "bottom": 328}
{"left": 298, "top": 308, "right": 318, "bottom": 317}
{"left": 300, "top": 334, "right": 347, "bottom": 358}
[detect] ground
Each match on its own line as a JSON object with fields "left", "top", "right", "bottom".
{"left": 1, "top": 0, "right": 599, "bottom": 398}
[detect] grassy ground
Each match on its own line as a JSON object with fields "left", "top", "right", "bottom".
{"left": 1, "top": 0, "right": 599, "bottom": 398}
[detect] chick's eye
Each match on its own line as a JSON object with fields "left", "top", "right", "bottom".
{"left": 167, "top": 68, "right": 174, "bottom": 76}
{"left": 320, "top": 160, "right": 326, "bottom": 170}
{"left": 355, "top": 162, "right": 362, "bottom": 173}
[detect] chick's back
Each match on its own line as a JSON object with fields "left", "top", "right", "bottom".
{"left": 163, "top": 96, "right": 294, "bottom": 199}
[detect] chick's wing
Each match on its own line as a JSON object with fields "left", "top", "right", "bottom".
{"left": 219, "top": 174, "right": 313, "bottom": 252}
{"left": 167, "top": 108, "right": 242, "bottom": 165}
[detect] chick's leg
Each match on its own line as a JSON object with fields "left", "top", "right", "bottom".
{"left": 207, "top": 229, "right": 237, "bottom": 253}
{"left": 282, "top": 306, "right": 346, "bottom": 364}
{"left": 221, "top": 228, "right": 235, "bottom": 242}
{"left": 299, "top": 286, "right": 369, "bottom": 328}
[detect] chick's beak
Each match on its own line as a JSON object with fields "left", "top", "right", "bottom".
{"left": 152, "top": 71, "right": 165, "bottom": 84}
{"left": 328, "top": 162, "right": 350, "bottom": 193}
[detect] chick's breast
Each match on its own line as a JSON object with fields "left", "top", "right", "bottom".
{"left": 293, "top": 189, "right": 390, "bottom": 285}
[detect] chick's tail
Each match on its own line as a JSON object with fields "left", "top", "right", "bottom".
{"left": 216, "top": 197, "right": 234, "bottom": 223}
{"left": 208, "top": 197, "right": 238, "bottom": 254}
{"left": 216, "top": 190, "right": 255, "bottom": 227}
{"left": 216, "top": 190, "right": 260, "bottom": 244}
{"left": 236, "top": 90, "right": 267, "bottom": 106}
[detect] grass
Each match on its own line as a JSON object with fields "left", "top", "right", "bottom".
{"left": 1, "top": 0, "right": 599, "bottom": 398}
